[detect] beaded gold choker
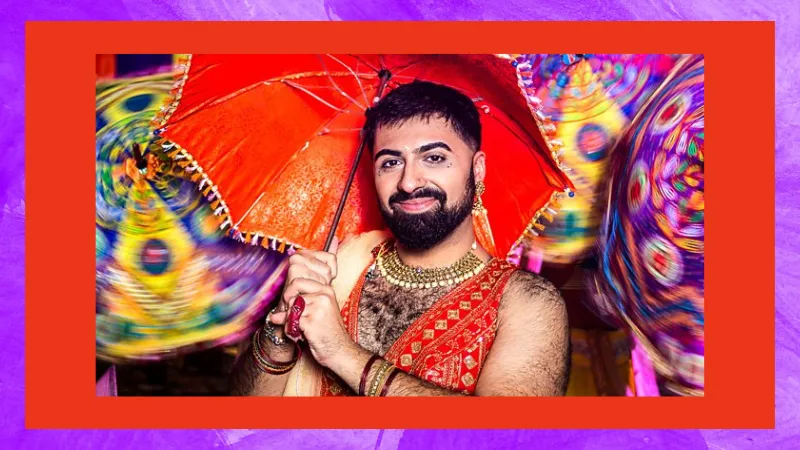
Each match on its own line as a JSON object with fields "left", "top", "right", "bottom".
{"left": 376, "top": 246, "right": 486, "bottom": 289}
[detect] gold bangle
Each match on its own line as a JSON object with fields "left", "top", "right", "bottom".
{"left": 375, "top": 365, "right": 397, "bottom": 397}
{"left": 253, "top": 331, "right": 295, "bottom": 371}
{"left": 252, "top": 329, "right": 296, "bottom": 374}
{"left": 367, "top": 361, "right": 394, "bottom": 397}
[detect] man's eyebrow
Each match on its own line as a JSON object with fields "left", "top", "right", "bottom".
{"left": 416, "top": 142, "right": 452, "bottom": 154}
{"left": 374, "top": 149, "right": 403, "bottom": 160}
{"left": 374, "top": 142, "right": 452, "bottom": 160}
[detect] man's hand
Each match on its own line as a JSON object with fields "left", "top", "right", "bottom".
{"left": 269, "top": 238, "right": 357, "bottom": 368}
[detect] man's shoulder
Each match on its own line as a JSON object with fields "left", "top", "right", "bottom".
{"left": 500, "top": 269, "right": 565, "bottom": 313}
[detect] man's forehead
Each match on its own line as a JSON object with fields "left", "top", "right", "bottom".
{"left": 375, "top": 117, "right": 459, "bottom": 145}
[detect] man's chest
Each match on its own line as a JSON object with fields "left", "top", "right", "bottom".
{"left": 354, "top": 279, "right": 455, "bottom": 356}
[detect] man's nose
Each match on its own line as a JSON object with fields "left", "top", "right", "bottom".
{"left": 398, "top": 164, "right": 425, "bottom": 193}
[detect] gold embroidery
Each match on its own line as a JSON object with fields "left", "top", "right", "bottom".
{"left": 435, "top": 319, "right": 448, "bottom": 330}
{"left": 461, "top": 373, "right": 475, "bottom": 387}
{"left": 460, "top": 301, "right": 472, "bottom": 310}
{"left": 471, "top": 292, "right": 482, "bottom": 300}
{"left": 423, "top": 329, "right": 435, "bottom": 340}
{"left": 481, "top": 282, "right": 491, "bottom": 290}
{"left": 401, "top": 354, "right": 413, "bottom": 367}
{"left": 464, "top": 355, "right": 477, "bottom": 370}
{"left": 412, "top": 342, "right": 422, "bottom": 353}
{"left": 493, "top": 271, "right": 501, "bottom": 277}
{"left": 448, "top": 310, "right": 459, "bottom": 320}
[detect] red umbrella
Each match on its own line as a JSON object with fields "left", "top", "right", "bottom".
{"left": 153, "top": 54, "right": 573, "bottom": 257}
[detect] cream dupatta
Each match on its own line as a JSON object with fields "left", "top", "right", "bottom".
{"left": 281, "top": 230, "right": 390, "bottom": 396}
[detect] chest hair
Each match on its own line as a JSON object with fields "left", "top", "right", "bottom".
{"left": 356, "top": 275, "right": 457, "bottom": 356}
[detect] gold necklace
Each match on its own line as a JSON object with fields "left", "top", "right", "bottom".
{"left": 376, "top": 245, "right": 487, "bottom": 289}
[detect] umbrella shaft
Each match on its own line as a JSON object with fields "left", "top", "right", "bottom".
{"left": 323, "top": 70, "right": 392, "bottom": 252}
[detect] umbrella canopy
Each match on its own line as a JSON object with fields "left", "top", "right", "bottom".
{"left": 95, "top": 75, "right": 286, "bottom": 362}
{"left": 510, "top": 54, "right": 680, "bottom": 264}
{"left": 154, "top": 54, "right": 573, "bottom": 258}
{"left": 591, "top": 55, "right": 705, "bottom": 395}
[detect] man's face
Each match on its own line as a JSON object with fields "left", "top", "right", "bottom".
{"left": 371, "top": 116, "right": 484, "bottom": 250}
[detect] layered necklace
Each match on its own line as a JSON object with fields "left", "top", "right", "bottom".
{"left": 376, "top": 243, "right": 487, "bottom": 289}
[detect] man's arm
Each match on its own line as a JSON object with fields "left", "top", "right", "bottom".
{"left": 474, "top": 270, "right": 570, "bottom": 396}
{"left": 229, "top": 329, "right": 296, "bottom": 396}
{"left": 327, "top": 270, "right": 569, "bottom": 396}
{"left": 326, "top": 345, "right": 467, "bottom": 396}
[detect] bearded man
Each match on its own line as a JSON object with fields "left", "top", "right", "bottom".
{"left": 230, "top": 80, "right": 569, "bottom": 397}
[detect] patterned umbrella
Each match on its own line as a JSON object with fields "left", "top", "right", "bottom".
{"left": 95, "top": 74, "right": 287, "bottom": 362}
{"left": 591, "top": 55, "right": 704, "bottom": 396}
{"left": 509, "top": 54, "right": 680, "bottom": 264}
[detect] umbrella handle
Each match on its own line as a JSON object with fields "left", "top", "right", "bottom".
{"left": 323, "top": 69, "right": 392, "bottom": 253}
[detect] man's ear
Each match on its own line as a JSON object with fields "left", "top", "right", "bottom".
{"left": 473, "top": 151, "right": 487, "bottom": 183}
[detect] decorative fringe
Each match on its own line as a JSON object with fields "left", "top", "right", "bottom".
{"left": 498, "top": 53, "right": 575, "bottom": 181}
{"left": 495, "top": 54, "right": 576, "bottom": 259}
{"left": 149, "top": 54, "right": 305, "bottom": 256}
{"left": 150, "top": 55, "right": 192, "bottom": 132}
{"left": 508, "top": 190, "right": 566, "bottom": 258}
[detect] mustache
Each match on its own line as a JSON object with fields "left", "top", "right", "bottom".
{"left": 389, "top": 188, "right": 446, "bottom": 205}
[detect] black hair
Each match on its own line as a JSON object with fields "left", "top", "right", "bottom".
{"left": 362, "top": 80, "right": 482, "bottom": 152}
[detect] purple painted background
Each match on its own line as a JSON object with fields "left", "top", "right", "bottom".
{"left": 0, "top": 0, "right": 793, "bottom": 448}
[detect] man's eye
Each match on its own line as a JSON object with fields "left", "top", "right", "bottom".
{"left": 381, "top": 159, "right": 401, "bottom": 169}
{"left": 426, "top": 155, "right": 446, "bottom": 164}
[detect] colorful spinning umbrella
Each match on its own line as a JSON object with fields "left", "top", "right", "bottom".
{"left": 95, "top": 75, "right": 287, "bottom": 362}
{"left": 509, "top": 54, "right": 680, "bottom": 264}
{"left": 153, "top": 54, "right": 573, "bottom": 259}
{"left": 591, "top": 55, "right": 704, "bottom": 395}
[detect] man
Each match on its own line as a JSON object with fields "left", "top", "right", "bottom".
{"left": 230, "top": 81, "right": 569, "bottom": 396}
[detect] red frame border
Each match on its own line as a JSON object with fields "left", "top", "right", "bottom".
{"left": 25, "top": 21, "right": 775, "bottom": 429}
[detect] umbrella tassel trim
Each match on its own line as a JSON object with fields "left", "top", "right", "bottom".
{"left": 501, "top": 53, "right": 575, "bottom": 180}
{"left": 151, "top": 55, "right": 192, "bottom": 131}
{"left": 156, "top": 138, "right": 236, "bottom": 235}
{"left": 509, "top": 191, "right": 566, "bottom": 259}
{"left": 496, "top": 54, "right": 574, "bottom": 260}
{"left": 150, "top": 55, "right": 306, "bottom": 254}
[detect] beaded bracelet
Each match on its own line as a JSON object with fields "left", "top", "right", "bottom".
{"left": 359, "top": 355, "right": 381, "bottom": 396}
{"left": 367, "top": 361, "right": 395, "bottom": 397}
{"left": 379, "top": 367, "right": 400, "bottom": 397}
{"left": 251, "top": 328, "right": 299, "bottom": 375}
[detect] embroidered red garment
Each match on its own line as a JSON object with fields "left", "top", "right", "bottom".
{"left": 320, "top": 244, "right": 518, "bottom": 396}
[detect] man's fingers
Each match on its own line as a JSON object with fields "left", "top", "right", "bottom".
{"left": 287, "top": 260, "right": 327, "bottom": 285}
{"left": 269, "top": 311, "right": 287, "bottom": 324}
{"left": 309, "top": 249, "right": 338, "bottom": 280}
{"left": 282, "top": 277, "right": 327, "bottom": 303}
{"left": 293, "top": 252, "right": 333, "bottom": 284}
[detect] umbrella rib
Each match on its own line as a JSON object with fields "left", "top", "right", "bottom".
{"left": 249, "top": 91, "right": 375, "bottom": 230}
{"left": 351, "top": 55, "right": 380, "bottom": 73}
{"left": 389, "top": 74, "right": 565, "bottom": 179}
{"left": 282, "top": 80, "right": 347, "bottom": 113}
{"left": 316, "top": 55, "right": 367, "bottom": 111}
{"left": 388, "top": 75, "right": 481, "bottom": 100}
{"left": 267, "top": 107, "right": 360, "bottom": 186}
{"left": 234, "top": 192, "right": 266, "bottom": 230}
{"left": 387, "top": 61, "right": 423, "bottom": 79}
{"left": 350, "top": 55, "right": 380, "bottom": 74}
{"left": 324, "top": 54, "right": 371, "bottom": 107}
{"left": 179, "top": 72, "right": 374, "bottom": 121}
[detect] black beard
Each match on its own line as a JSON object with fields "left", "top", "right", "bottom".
{"left": 380, "top": 172, "right": 475, "bottom": 250}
